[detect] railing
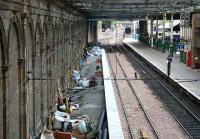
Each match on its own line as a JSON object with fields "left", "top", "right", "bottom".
{"left": 135, "top": 34, "right": 180, "bottom": 56}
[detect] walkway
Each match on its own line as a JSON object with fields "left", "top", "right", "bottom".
{"left": 123, "top": 38, "right": 200, "bottom": 101}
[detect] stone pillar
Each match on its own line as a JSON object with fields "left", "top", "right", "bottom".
{"left": 1, "top": 65, "right": 8, "bottom": 139}
{"left": 87, "top": 21, "right": 91, "bottom": 42}
{"left": 87, "top": 21, "right": 97, "bottom": 43}
{"left": 19, "top": 58, "right": 26, "bottom": 139}
{"left": 21, "top": 9, "right": 28, "bottom": 138}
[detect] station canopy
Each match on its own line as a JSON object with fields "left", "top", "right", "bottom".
{"left": 67, "top": 0, "right": 200, "bottom": 20}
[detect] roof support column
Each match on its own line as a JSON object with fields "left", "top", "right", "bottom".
{"left": 170, "top": 13, "right": 174, "bottom": 56}
{"left": 150, "top": 19, "right": 154, "bottom": 47}
{"left": 162, "top": 13, "right": 166, "bottom": 52}
{"left": 87, "top": 21, "right": 97, "bottom": 43}
{"left": 156, "top": 17, "right": 159, "bottom": 49}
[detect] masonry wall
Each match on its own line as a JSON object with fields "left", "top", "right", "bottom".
{"left": 0, "top": 0, "right": 87, "bottom": 139}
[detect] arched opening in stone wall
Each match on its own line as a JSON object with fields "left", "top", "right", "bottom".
{"left": 57, "top": 20, "right": 64, "bottom": 93}
{"left": 65, "top": 22, "right": 71, "bottom": 88}
{"left": 73, "top": 21, "right": 78, "bottom": 67}
{"left": 58, "top": 21, "right": 62, "bottom": 76}
{"left": 7, "top": 17, "right": 21, "bottom": 139}
{"left": 46, "top": 20, "right": 54, "bottom": 110}
{"left": 63, "top": 22, "right": 67, "bottom": 73}
{"left": 59, "top": 21, "right": 65, "bottom": 92}
{"left": 53, "top": 21, "right": 58, "bottom": 100}
{"left": 55, "top": 21, "right": 59, "bottom": 80}
{"left": 71, "top": 22, "right": 75, "bottom": 67}
{"left": 52, "top": 22, "right": 56, "bottom": 66}
{"left": 60, "top": 21, "right": 66, "bottom": 93}
{"left": 65, "top": 22, "right": 69, "bottom": 66}
{"left": 34, "top": 19, "right": 43, "bottom": 134}
{"left": 51, "top": 22, "right": 55, "bottom": 107}
{"left": 0, "top": 16, "right": 7, "bottom": 139}
{"left": 69, "top": 22, "right": 72, "bottom": 67}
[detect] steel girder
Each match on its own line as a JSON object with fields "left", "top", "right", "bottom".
{"left": 65, "top": 0, "right": 200, "bottom": 20}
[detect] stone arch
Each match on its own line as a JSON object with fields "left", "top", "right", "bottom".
{"left": 7, "top": 15, "right": 22, "bottom": 139}
{"left": 34, "top": 16, "right": 43, "bottom": 135}
{"left": 0, "top": 16, "right": 7, "bottom": 139}
{"left": 26, "top": 16, "right": 35, "bottom": 135}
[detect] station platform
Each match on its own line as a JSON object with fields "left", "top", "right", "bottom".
{"left": 123, "top": 38, "right": 200, "bottom": 101}
{"left": 101, "top": 49, "right": 125, "bottom": 139}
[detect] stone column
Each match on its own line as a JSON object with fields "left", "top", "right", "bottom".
{"left": 87, "top": 21, "right": 97, "bottom": 43}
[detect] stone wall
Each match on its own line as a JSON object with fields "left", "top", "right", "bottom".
{"left": 0, "top": 0, "right": 87, "bottom": 139}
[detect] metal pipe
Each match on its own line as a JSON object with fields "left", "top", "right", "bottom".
{"left": 102, "top": 128, "right": 108, "bottom": 139}
{"left": 97, "top": 130, "right": 102, "bottom": 139}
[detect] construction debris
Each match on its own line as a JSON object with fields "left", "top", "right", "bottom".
{"left": 42, "top": 44, "right": 105, "bottom": 139}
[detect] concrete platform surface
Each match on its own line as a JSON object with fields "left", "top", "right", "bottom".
{"left": 102, "top": 49, "right": 125, "bottom": 139}
{"left": 123, "top": 38, "right": 200, "bottom": 101}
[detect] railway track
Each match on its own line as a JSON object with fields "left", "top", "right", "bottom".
{"left": 105, "top": 44, "right": 159, "bottom": 139}
{"left": 113, "top": 43, "right": 200, "bottom": 139}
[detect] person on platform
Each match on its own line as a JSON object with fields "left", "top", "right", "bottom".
{"left": 167, "top": 55, "right": 172, "bottom": 76}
